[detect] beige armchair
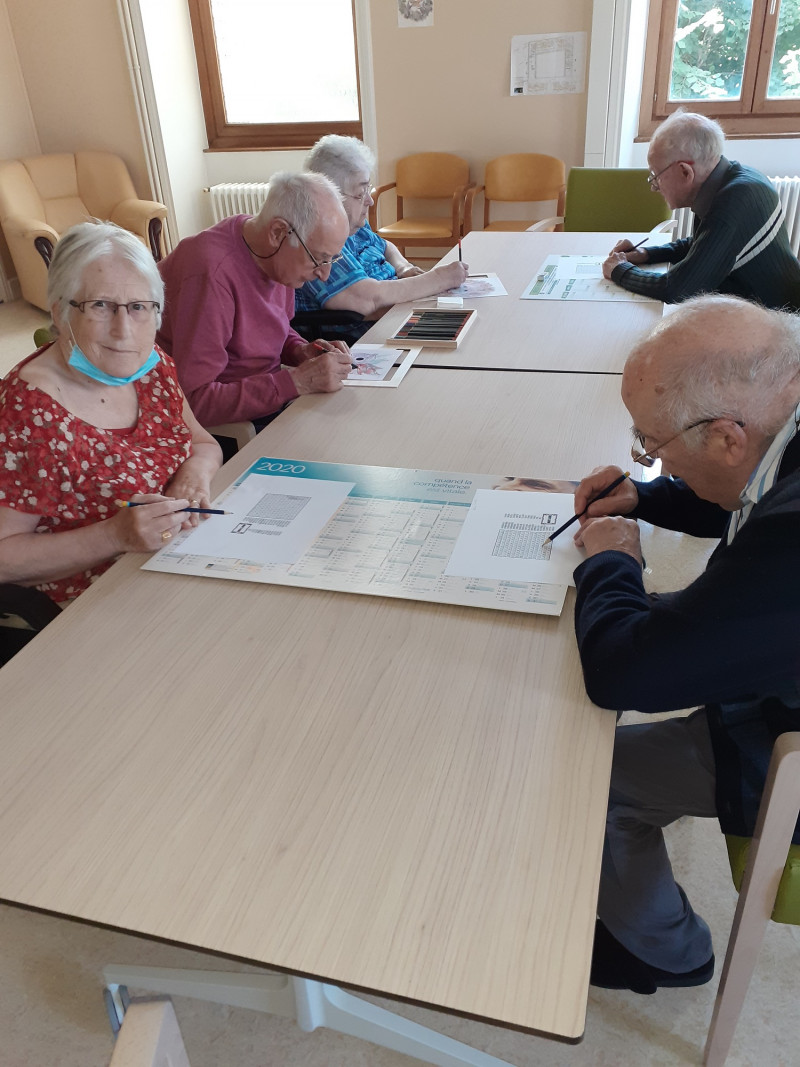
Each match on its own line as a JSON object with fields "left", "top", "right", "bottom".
{"left": 0, "top": 151, "right": 167, "bottom": 310}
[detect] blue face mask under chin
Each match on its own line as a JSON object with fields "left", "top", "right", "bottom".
{"left": 67, "top": 343, "right": 160, "bottom": 386}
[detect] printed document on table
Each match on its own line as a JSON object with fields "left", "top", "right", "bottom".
{"left": 145, "top": 458, "right": 576, "bottom": 616}
{"left": 521, "top": 255, "right": 665, "bottom": 302}
{"left": 445, "top": 489, "right": 583, "bottom": 585}
{"left": 171, "top": 472, "right": 354, "bottom": 565}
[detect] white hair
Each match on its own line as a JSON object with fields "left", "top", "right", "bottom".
{"left": 651, "top": 110, "right": 725, "bottom": 174}
{"left": 255, "top": 171, "right": 345, "bottom": 243}
{"left": 631, "top": 296, "right": 800, "bottom": 442}
{"left": 305, "top": 135, "right": 375, "bottom": 193}
{"left": 48, "top": 220, "right": 163, "bottom": 326}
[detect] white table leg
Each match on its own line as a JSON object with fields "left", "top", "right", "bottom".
{"left": 103, "top": 967, "right": 518, "bottom": 1067}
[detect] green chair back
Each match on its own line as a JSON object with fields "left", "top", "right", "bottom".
{"left": 726, "top": 834, "right": 800, "bottom": 925}
{"left": 33, "top": 325, "right": 56, "bottom": 347}
{"left": 564, "top": 168, "right": 672, "bottom": 232}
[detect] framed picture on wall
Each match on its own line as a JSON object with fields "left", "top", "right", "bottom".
{"left": 398, "top": 0, "right": 433, "bottom": 28}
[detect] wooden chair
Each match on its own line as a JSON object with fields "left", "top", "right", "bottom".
{"left": 369, "top": 153, "right": 473, "bottom": 256}
{"left": 0, "top": 152, "right": 167, "bottom": 311}
{"left": 527, "top": 167, "right": 674, "bottom": 234}
{"left": 464, "top": 153, "right": 566, "bottom": 234}
{"left": 704, "top": 733, "right": 800, "bottom": 1066}
{"left": 109, "top": 998, "right": 191, "bottom": 1067}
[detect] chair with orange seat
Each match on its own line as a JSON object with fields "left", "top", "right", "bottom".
{"left": 369, "top": 153, "right": 472, "bottom": 256}
{"left": 464, "top": 153, "right": 566, "bottom": 234}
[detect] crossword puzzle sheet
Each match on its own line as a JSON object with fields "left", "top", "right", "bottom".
{"left": 143, "top": 458, "right": 570, "bottom": 616}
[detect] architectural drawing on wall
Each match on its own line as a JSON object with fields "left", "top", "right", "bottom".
{"left": 510, "top": 32, "right": 587, "bottom": 96}
{"left": 398, "top": 0, "right": 433, "bottom": 28}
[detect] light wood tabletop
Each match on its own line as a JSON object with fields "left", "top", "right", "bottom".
{"left": 360, "top": 231, "right": 664, "bottom": 374}
{"left": 0, "top": 370, "right": 631, "bottom": 1041}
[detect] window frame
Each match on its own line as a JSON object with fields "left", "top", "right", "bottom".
{"left": 187, "top": 0, "right": 364, "bottom": 151}
{"left": 638, "top": 0, "right": 800, "bottom": 139}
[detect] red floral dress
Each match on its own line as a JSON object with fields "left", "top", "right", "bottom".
{"left": 0, "top": 345, "right": 193, "bottom": 602}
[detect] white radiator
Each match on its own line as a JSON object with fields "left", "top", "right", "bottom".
{"left": 671, "top": 175, "right": 800, "bottom": 255}
{"left": 207, "top": 182, "right": 270, "bottom": 223}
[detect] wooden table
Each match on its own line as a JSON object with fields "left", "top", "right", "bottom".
{"left": 360, "top": 231, "right": 663, "bottom": 373}
{"left": 0, "top": 370, "right": 630, "bottom": 1063}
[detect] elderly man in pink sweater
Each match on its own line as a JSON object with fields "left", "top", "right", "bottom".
{"left": 157, "top": 171, "right": 350, "bottom": 431}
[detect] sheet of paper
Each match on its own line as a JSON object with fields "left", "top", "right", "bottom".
{"left": 443, "top": 273, "right": 508, "bottom": 298}
{"left": 521, "top": 255, "right": 665, "bottom": 302}
{"left": 510, "top": 32, "right": 586, "bottom": 96}
{"left": 172, "top": 473, "right": 355, "bottom": 565}
{"left": 444, "top": 489, "right": 584, "bottom": 585}
{"left": 344, "top": 345, "right": 419, "bottom": 387}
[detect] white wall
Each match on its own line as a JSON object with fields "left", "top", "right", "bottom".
{"left": 136, "top": 0, "right": 209, "bottom": 240}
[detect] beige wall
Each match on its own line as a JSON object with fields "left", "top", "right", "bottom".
{"left": 5, "top": 0, "right": 150, "bottom": 198}
{"left": 0, "top": 0, "right": 38, "bottom": 280}
{"left": 195, "top": 0, "right": 593, "bottom": 231}
{"left": 368, "top": 0, "right": 592, "bottom": 227}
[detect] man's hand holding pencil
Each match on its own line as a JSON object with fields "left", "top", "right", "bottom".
{"left": 602, "top": 237, "right": 651, "bottom": 279}
{"left": 571, "top": 466, "right": 643, "bottom": 564}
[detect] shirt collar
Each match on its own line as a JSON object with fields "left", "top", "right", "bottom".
{"left": 692, "top": 156, "right": 730, "bottom": 219}
{"left": 740, "top": 399, "right": 800, "bottom": 510}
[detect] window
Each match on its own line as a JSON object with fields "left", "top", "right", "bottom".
{"left": 639, "top": 0, "right": 800, "bottom": 137}
{"left": 188, "top": 0, "right": 363, "bottom": 150}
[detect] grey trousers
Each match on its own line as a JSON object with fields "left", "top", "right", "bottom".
{"left": 598, "top": 709, "right": 717, "bottom": 972}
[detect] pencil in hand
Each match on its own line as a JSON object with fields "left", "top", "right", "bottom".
{"left": 542, "top": 472, "right": 630, "bottom": 545}
{"left": 115, "top": 499, "right": 232, "bottom": 516}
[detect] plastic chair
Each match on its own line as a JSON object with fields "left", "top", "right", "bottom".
{"left": 369, "top": 153, "right": 473, "bottom": 255}
{"left": 108, "top": 998, "right": 191, "bottom": 1067}
{"left": 0, "top": 152, "right": 168, "bottom": 311}
{"left": 527, "top": 167, "right": 673, "bottom": 233}
{"left": 464, "top": 153, "right": 566, "bottom": 234}
{"left": 704, "top": 733, "right": 800, "bottom": 1066}
{"left": 207, "top": 421, "right": 256, "bottom": 459}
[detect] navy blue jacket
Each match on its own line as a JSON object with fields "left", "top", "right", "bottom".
{"left": 573, "top": 435, "right": 800, "bottom": 842}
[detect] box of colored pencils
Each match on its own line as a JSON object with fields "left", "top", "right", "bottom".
{"left": 386, "top": 308, "right": 477, "bottom": 349}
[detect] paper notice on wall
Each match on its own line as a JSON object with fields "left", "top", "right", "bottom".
{"left": 510, "top": 32, "right": 587, "bottom": 96}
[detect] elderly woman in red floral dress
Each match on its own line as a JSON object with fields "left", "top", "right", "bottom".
{"left": 0, "top": 220, "right": 222, "bottom": 604}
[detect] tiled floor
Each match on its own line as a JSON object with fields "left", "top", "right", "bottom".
{"left": 0, "top": 298, "right": 797, "bottom": 1066}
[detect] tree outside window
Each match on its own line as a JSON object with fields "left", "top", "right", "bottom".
{"left": 639, "top": 0, "right": 800, "bottom": 138}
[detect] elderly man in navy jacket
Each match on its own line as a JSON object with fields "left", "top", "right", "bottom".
{"left": 571, "top": 294, "right": 800, "bottom": 993}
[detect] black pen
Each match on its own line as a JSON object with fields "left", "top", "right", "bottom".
{"left": 542, "top": 471, "right": 630, "bottom": 545}
{"left": 116, "top": 500, "right": 232, "bottom": 515}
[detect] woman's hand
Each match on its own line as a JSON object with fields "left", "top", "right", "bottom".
{"left": 108, "top": 494, "right": 190, "bottom": 551}
{"left": 165, "top": 471, "right": 213, "bottom": 528}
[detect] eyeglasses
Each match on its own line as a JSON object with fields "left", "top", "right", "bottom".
{"left": 69, "top": 299, "right": 160, "bottom": 323}
{"left": 342, "top": 187, "right": 372, "bottom": 205}
{"left": 646, "top": 159, "right": 694, "bottom": 191}
{"left": 288, "top": 227, "right": 344, "bottom": 269}
{"left": 631, "top": 417, "right": 745, "bottom": 467}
